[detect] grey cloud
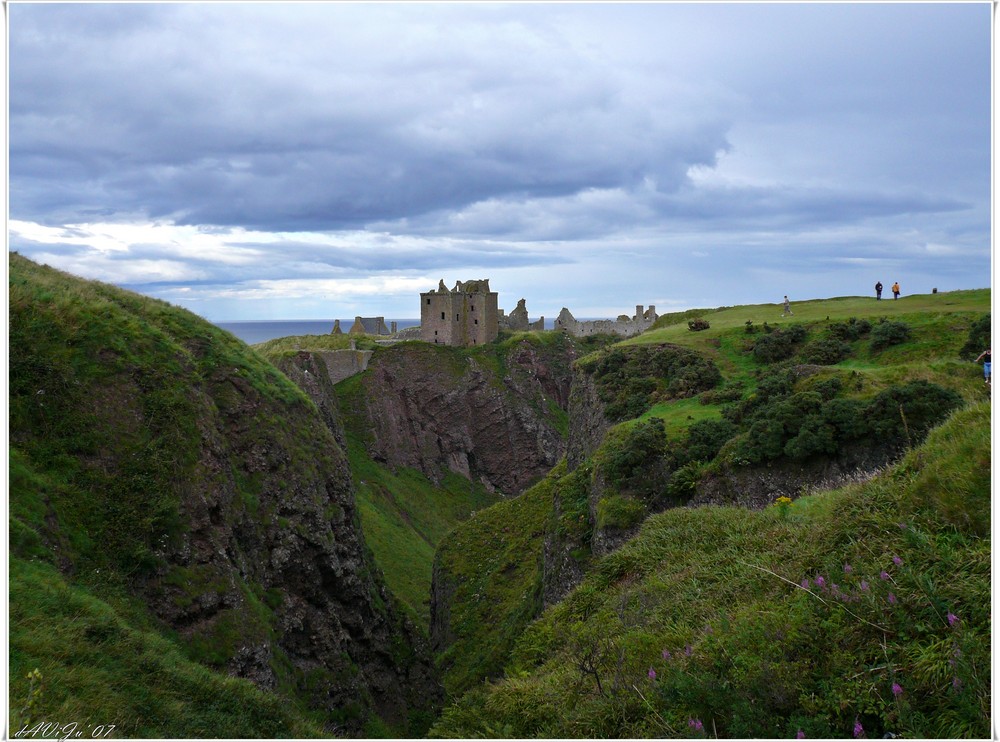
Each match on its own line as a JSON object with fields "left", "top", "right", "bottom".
{"left": 10, "top": 4, "right": 732, "bottom": 231}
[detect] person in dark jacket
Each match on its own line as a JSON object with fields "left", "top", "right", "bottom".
{"left": 875, "top": 281, "right": 883, "bottom": 300}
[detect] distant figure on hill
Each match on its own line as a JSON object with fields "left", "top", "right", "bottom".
{"left": 875, "top": 281, "right": 883, "bottom": 300}
{"left": 782, "top": 295, "right": 793, "bottom": 316}
{"left": 892, "top": 281, "right": 901, "bottom": 299}
{"left": 975, "top": 348, "right": 991, "bottom": 385}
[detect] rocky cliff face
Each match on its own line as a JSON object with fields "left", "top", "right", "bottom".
{"left": 8, "top": 255, "right": 440, "bottom": 735}
{"left": 565, "top": 369, "right": 610, "bottom": 470}
{"left": 352, "top": 337, "right": 577, "bottom": 497}
{"left": 690, "top": 441, "right": 900, "bottom": 509}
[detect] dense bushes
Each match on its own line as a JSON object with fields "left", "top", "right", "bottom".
{"left": 583, "top": 344, "right": 721, "bottom": 422}
{"left": 870, "top": 319, "right": 911, "bottom": 351}
{"left": 799, "top": 337, "right": 851, "bottom": 365}
{"left": 751, "top": 325, "right": 807, "bottom": 363}
{"left": 959, "top": 313, "right": 990, "bottom": 360}
{"left": 595, "top": 418, "right": 669, "bottom": 499}
{"left": 728, "top": 379, "right": 962, "bottom": 465}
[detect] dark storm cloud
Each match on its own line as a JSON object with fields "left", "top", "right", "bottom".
{"left": 9, "top": 3, "right": 731, "bottom": 232}
{"left": 8, "top": 2, "right": 990, "bottom": 320}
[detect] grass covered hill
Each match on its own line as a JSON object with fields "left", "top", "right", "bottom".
{"left": 9, "top": 253, "right": 440, "bottom": 737}
{"left": 431, "top": 401, "right": 990, "bottom": 739}
{"left": 428, "top": 288, "right": 989, "bottom": 734}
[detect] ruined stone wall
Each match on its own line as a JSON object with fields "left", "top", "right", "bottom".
{"left": 315, "top": 349, "right": 374, "bottom": 385}
{"left": 554, "top": 306, "right": 658, "bottom": 338}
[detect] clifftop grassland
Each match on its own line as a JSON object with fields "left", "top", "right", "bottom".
{"left": 428, "top": 288, "right": 990, "bottom": 737}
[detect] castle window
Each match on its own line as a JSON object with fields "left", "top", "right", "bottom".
{"left": 426, "top": 299, "right": 431, "bottom": 305}
{"left": 441, "top": 312, "right": 445, "bottom": 320}
{"left": 456, "top": 314, "right": 460, "bottom": 321}
{"left": 471, "top": 305, "right": 475, "bottom": 311}
{"left": 474, "top": 319, "right": 478, "bottom": 325}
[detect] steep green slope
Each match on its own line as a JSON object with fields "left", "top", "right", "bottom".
{"left": 429, "top": 288, "right": 988, "bottom": 713}
{"left": 432, "top": 401, "right": 990, "bottom": 739}
{"left": 430, "top": 465, "right": 556, "bottom": 697}
{"left": 337, "top": 371, "right": 500, "bottom": 624}
{"left": 8, "top": 254, "right": 439, "bottom": 737}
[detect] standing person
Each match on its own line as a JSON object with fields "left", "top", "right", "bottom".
{"left": 875, "top": 281, "right": 883, "bottom": 300}
{"left": 782, "top": 295, "right": 793, "bottom": 316}
{"left": 891, "top": 281, "right": 900, "bottom": 299}
{"left": 975, "top": 348, "right": 991, "bottom": 385}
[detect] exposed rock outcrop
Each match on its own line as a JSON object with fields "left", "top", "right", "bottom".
{"left": 565, "top": 369, "right": 610, "bottom": 470}
{"left": 8, "top": 255, "right": 441, "bottom": 736}
{"left": 690, "top": 442, "right": 900, "bottom": 509}
{"left": 353, "top": 338, "right": 577, "bottom": 496}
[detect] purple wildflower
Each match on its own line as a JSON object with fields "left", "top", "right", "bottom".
{"left": 853, "top": 719, "right": 865, "bottom": 738}
{"left": 844, "top": 563, "right": 853, "bottom": 574}
{"left": 648, "top": 667, "right": 657, "bottom": 680}
{"left": 814, "top": 575, "right": 826, "bottom": 589}
{"left": 892, "top": 682, "right": 903, "bottom": 697}
{"left": 892, "top": 555, "right": 903, "bottom": 566}
{"left": 662, "top": 649, "right": 672, "bottom": 661}
{"left": 800, "top": 578, "right": 810, "bottom": 590}
{"left": 796, "top": 731, "right": 806, "bottom": 739}
{"left": 887, "top": 592, "right": 897, "bottom": 604}
{"left": 860, "top": 580, "right": 870, "bottom": 592}
{"left": 879, "top": 571, "right": 890, "bottom": 581}
{"left": 688, "top": 718, "right": 704, "bottom": 733}
{"left": 684, "top": 644, "right": 693, "bottom": 657}
{"left": 947, "top": 612, "right": 959, "bottom": 627}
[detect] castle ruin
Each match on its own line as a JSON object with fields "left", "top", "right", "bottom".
{"left": 420, "top": 279, "right": 499, "bottom": 346}
{"left": 554, "top": 305, "right": 658, "bottom": 338}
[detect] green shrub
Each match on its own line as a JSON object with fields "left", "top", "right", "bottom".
{"left": 799, "top": 337, "right": 851, "bottom": 365}
{"left": 870, "top": 319, "right": 911, "bottom": 351}
{"left": 866, "top": 381, "right": 963, "bottom": 445}
{"left": 752, "top": 326, "right": 808, "bottom": 363}
{"left": 665, "top": 461, "right": 707, "bottom": 503}
{"left": 698, "top": 383, "right": 744, "bottom": 405}
{"left": 596, "top": 418, "right": 668, "bottom": 497}
{"left": 674, "top": 419, "right": 738, "bottom": 467}
{"left": 595, "top": 495, "right": 646, "bottom": 530}
{"left": 587, "top": 344, "right": 721, "bottom": 422}
{"left": 828, "top": 317, "right": 872, "bottom": 342}
{"left": 958, "top": 313, "right": 990, "bottom": 360}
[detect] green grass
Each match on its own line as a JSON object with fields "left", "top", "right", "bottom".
{"left": 253, "top": 331, "right": 382, "bottom": 356}
{"left": 603, "top": 290, "right": 990, "bottom": 440}
{"left": 334, "top": 373, "right": 501, "bottom": 628}
{"left": 347, "top": 430, "right": 499, "bottom": 626}
{"left": 10, "top": 557, "right": 326, "bottom": 738}
{"left": 431, "top": 401, "right": 991, "bottom": 739}
{"left": 636, "top": 397, "right": 722, "bottom": 434}
{"left": 434, "top": 466, "right": 557, "bottom": 697}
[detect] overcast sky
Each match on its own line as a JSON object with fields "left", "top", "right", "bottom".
{"left": 8, "top": 2, "right": 992, "bottom": 321}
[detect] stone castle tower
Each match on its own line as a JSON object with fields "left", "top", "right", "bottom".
{"left": 420, "top": 279, "right": 499, "bottom": 346}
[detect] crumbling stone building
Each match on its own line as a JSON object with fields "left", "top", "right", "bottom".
{"left": 420, "top": 279, "right": 499, "bottom": 346}
{"left": 555, "top": 305, "right": 658, "bottom": 338}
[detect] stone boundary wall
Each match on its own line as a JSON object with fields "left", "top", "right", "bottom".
{"left": 315, "top": 349, "right": 375, "bottom": 385}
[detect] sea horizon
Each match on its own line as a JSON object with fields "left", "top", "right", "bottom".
{"left": 213, "top": 317, "right": 585, "bottom": 344}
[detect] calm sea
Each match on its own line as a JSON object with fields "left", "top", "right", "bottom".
{"left": 213, "top": 319, "right": 421, "bottom": 345}
{"left": 213, "top": 317, "right": 560, "bottom": 344}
